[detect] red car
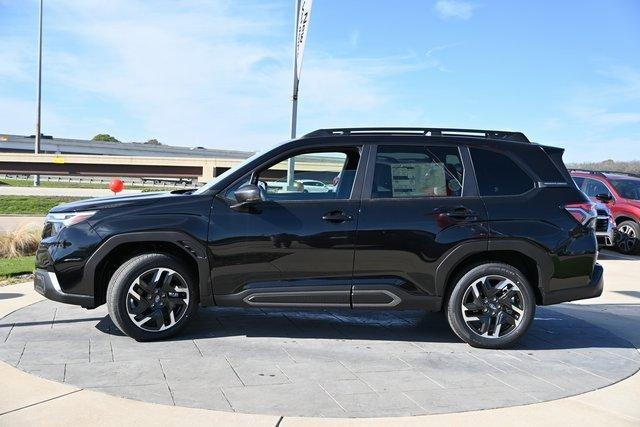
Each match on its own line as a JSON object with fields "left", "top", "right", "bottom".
{"left": 571, "top": 170, "right": 640, "bottom": 254}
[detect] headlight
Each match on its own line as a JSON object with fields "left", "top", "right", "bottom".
{"left": 44, "top": 211, "right": 97, "bottom": 237}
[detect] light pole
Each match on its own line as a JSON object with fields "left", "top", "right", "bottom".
{"left": 286, "top": 0, "right": 302, "bottom": 191}
{"left": 34, "top": 0, "right": 43, "bottom": 186}
{"left": 287, "top": 0, "right": 312, "bottom": 190}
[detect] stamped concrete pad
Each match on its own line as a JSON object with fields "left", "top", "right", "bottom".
{"left": 0, "top": 300, "right": 638, "bottom": 418}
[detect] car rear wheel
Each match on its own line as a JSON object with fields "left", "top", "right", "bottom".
{"left": 616, "top": 220, "right": 640, "bottom": 255}
{"left": 107, "top": 253, "right": 198, "bottom": 341}
{"left": 446, "top": 263, "right": 535, "bottom": 349}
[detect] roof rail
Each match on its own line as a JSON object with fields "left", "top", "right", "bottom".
{"left": 569, "top": 169, "right": 640, "bottom": 178}
{"left": 302, "top": 127, "right": 530, "bottom": 143}
{"left": 568, "top": 169, "right": 605, "bottom": 176}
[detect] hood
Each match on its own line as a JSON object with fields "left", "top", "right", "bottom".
{"left": 49, "top": 190, "right": 191, "bottom": 213}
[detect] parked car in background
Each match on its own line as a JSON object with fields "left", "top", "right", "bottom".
{"left": 571, "top": 170, "right": 640, "bottom": 254}
{"left": 298, "top": 179, "right": 333, "bottom": 193}
{"left": 264, "top": 179, "right": 333, "bottom": 194}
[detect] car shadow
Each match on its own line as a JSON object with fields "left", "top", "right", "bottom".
{"left": 93, "top": 304, "right": 639, "bottom": 352}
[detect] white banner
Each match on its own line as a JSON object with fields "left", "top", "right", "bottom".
{"left": 295, "top": 0, "right": 313, "bottom": 80}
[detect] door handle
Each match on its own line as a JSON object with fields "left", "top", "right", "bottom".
{"left": 322, "top": 210, "right": 353, "bottom": 223}
{"left": 437, "top": 206, "right": 477, "bottom": 220}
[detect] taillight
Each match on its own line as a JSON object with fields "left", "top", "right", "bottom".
{"left": 565, "top": 202, "right": 597, "bottom": 226}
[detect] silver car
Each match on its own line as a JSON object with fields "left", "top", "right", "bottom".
{"left": 594, "top": 202, "right": 616, "bottom": 247}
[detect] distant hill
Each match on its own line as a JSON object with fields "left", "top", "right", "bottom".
{"left": 567, "top": 160, "right": 640, "bottom": 175}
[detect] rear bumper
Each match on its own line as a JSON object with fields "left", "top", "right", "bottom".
{"left": 542, "top": 263, "right": 604, "bottom": 305}
{"left": 34, "top": 268, "right": 95, "bottom": 308}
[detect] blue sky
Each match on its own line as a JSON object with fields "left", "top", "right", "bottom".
{"left": 0, "top": 0, "right": 638, "bottom": 162}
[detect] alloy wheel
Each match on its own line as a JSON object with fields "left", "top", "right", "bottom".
{"left": 126, "top": 267, "right": 190, "bottom": 332}
{"left": 617, "top": 224, "right": 637, "bottom": 253}
{"left": 460, "top": 275, "right": 525, "bottom": 339}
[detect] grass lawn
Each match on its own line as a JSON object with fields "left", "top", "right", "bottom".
{"left": 0, "top": 196, "right": 83, "bottom": 215}
{"left": 0, "top": 256, "right": 35, "bottom": 285}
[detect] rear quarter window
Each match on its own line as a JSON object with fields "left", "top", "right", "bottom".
{"left": 470, "top": 148, "right": 534, "bottom": 196}
{"left": 506, "top": 144, "right": 566, "bottom": 183}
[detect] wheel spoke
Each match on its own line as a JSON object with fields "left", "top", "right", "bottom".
{"left": 151, "top": 308, "right": 165, "bottom": 328}
{"left": 477, "top": 314, "right": 491, "bottom": 335}
{"left": 132, "top": 315, "right": 152, "bottom": 327}
{"left": 498, "top": 289, "right": 517, "bottom": 306}
{"left": 463, "top": 300, "right": 483, "bottom": 311}
{"left": 136, "top": 277, "right": 154, "bottom": 293}
{"left": 502, "top": 311, "right": 518, "bottom": 326}
{"left": 129, "top": 298, "right": 151, "bottom": 315}
{"left": 161, "top": 271, "right": 176, "bottom": 292}
{"left": 479, "top": 278, "right": 494, "bottom": 298}
{"left": 151, "top": 269, "right": 165, "bottom": 287}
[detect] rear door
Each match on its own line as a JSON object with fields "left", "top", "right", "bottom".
{"left": 352, "top": 142, "right": 488, "bottom": 309}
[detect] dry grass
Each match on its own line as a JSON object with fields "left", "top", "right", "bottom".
{"left": 0, "top": 224, "right": 42, "bottom": 258}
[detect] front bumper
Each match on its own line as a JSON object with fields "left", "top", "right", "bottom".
{"left": 595, "top": 216, "right": 615, "bottom": 246}
{"left": 34, "top": 268, "right": 95, "bottom": 308}
{"left": 543, "top": 263, "right": 604, "bottom": 305}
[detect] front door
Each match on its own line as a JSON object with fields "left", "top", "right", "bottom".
{"left": 352, "top": 143, "right": 488, "bottom": 309}
{"left": 209, "top": 145, "right": 366, "bottom": 308}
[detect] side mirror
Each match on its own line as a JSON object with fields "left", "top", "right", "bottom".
{"left": 232, "top": 184, "right": 263, "bottom": 211}
{"left": 595, "top": 193, "right": 613, "bottom": 203}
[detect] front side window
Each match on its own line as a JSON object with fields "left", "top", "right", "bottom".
{"left": 470, "top": 148, "right": 534, "bottom": 196}
{"left": 251, "top": 149, "right": 360, "bottom": 201}
{"left": 610, "top": 179, "right": 640, "bottom": 200}
{"left": 372, "top": 145, "right": 464, "bottom": 199}
{"left": 584, "top": 178, "right": 612, "bottom": 198}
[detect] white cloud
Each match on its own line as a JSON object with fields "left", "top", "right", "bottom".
{"left": 424, "top": 42, "right": 462, "bottom": 72}
{"left": 434, "top": 0, "right": 476, "bottom": 21}
{"left": 1, "top": 0, "right": 431, "bottom": 150}
{"left": 562, "top": 65, "right": 640, "bottom": 127}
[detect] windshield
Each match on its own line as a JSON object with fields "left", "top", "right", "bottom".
{"left": 193, "top": 140, "right": 286, "bottom": 195}
{"left": 609, "top": 179, "right": 640, "bottom": 200}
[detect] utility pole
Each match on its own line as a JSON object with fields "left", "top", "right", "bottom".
{"left": 34, "top": 0, "right": 43, "bottom": 186}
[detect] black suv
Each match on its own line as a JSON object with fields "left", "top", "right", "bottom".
{"left": 35, "top": 128, "right": 603, "bottom": 348}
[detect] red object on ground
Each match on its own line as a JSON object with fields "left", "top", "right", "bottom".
{"left": 109, "top": 178, "right": 124, "bottom": 194}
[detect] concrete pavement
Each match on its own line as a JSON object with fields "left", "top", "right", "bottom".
{"left": 0, "top": 255, "right": 638, "bottom": 426}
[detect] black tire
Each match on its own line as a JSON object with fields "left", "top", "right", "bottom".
{"left": 107, "top": 253, "right": 198, "bottom": 341}
{"left": 446, "top": 262, "right": 535, "bottom": 349}
{"left": 615, "top": 220, "right": 640, "bottom": 255}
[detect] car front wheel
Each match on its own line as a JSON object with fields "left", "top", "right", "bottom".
{"left": 107, "top": 253, "right": 198, "bottom": 341}
{"left": 616, "top": 220, "right": 640, "bottom": 255}
{"left": 446, "top": 263, "right": 535, "bottom": 349}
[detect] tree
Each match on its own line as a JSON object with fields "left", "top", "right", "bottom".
{"left": 92, "top": 134, "right": 120, "bottom": 142}
{"left": 145, "top": 138, "right": 161, "bottom": 145}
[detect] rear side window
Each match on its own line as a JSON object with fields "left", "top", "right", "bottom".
{"left": 372, "top": 145, "right": 463, "bottom": 198}
{"left": 470, "top": 148, "right": 534, "bottom": 196}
